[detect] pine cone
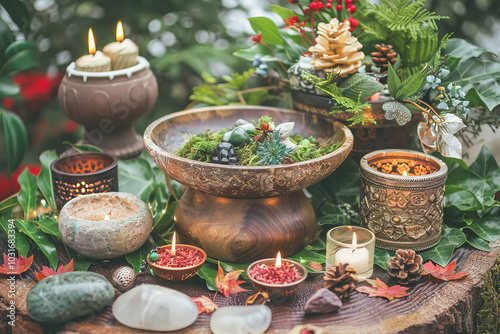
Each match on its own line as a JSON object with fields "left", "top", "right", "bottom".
{"left": 309, "top": 18, "right": 364, "bottom": 78}
{"left": 387, "top": 249, "right": 423, "bottom": 285}
{"left": 370, "top": 44, "right": 397, "bottom": 74}
{"left": 323, "top": 263, "right": 358, "bottom": 300}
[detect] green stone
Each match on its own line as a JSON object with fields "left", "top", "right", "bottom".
{"left": 27, "top": 272, "right": 115, "bottom": 323}
{"left": 149, "top": 252, "right": 159, "bottom": 262}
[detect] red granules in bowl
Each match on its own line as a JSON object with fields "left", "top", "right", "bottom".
{"left": 249, "top": 262, "right": 302, "bottom": 284}
{"left": 156, "top": 247, "right": 204, "bottom": 268}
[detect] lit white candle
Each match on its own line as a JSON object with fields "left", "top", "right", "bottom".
{"left": 334, "top": 232, "right": 370, "bottom": 273}
{"left": 275, "top": 251, "right": 282, "bottom": 268}
{"left": 75, "top": 28, "right": 112, "bottom": 72}
{"left": 103, "top": 20, "right": 139, "bottom": 70}
{"left": 104, "top": 214, "right": 110, "bottom": 220}
{"left": 171, "top": 231, "right": 176, "bottom": 256}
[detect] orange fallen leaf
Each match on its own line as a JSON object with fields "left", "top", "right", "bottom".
{"left": 192, "top": 295, "right": 218, "bottom": 314}
{"left": 215, "top": 262, "right": 247, "bottom": 298}
{"left": 422, "top": 260, "right": 467, "bottom": 281}
{"left": 356, "top": 278, "right": 409, "bottom": 301}
{"left": 0, "top": 254, "right": 33, "bottom": 275}
{"left": 35, "top": 259, "right": 74, "bottom": 281}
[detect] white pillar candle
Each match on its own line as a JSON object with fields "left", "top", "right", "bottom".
{"left": 334, "top": 247, "right": 370, "bottom": 273}
{"left": 103, "top": 21, "right": 139, "bottom": 70}
{"left": 75, "top": 28, "right": 111, "bottom": 72}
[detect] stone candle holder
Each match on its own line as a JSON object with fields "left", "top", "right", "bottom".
{"left": 359, "top": 149, "right": 448, "bottom": 251}
{"left": 247, "top": 258, "right": 307, "bottom": 300}
{"left": 51, "top": 152, "right": 118, "bottom": 211}
{"left": 58, "top": 192, "right": 153, "bottom": 259}
{"left": 58, "top": 56, "right": 158, "bottom": 159}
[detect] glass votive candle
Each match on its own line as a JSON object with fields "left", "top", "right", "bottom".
{"left": 50, "top": 152, "right": 118, "bottom": 211}
{"left": 326, "top": 226, "right": 375, "bottom": 281}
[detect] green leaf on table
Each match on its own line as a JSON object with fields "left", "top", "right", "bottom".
{"left": 0, "top": 219, "right": 30, "bottom": 257}
{"left": 462, "top": 210, "right": 500, "bottom": 243}
{"left": 17, "top": 168, "right": 37, "bottom": 219}
{"left": 2, "top": 40, "right": 35, "bottom": 74}
{"left": 446, "top": 146, "right": 500, "bottom": 208}
{"left": 68, "top": 249, "right": 98, "bottom": 271}
{"left": 34, "top": 216, "right": 61, "bottom": 239}
{"left": 463, "top": 229, "right": 490, "bottom": 252}
{"left": 419, "top": 228, "right": 467, "bottom": 267}
{"left": 1, "top": 109, "right": 27, "bottom": 174}
{"left": 248, "top": 17, "right": 283, "bottom": 46}
{"left": 289, "top": 248, "right": 326, "bottom": 264}
{"left": 0, "top": 76, "right": 20, "bottom": 98}
{"left": 198, "top": 262, "right": 218, "bottom": 291}
{"left": 306, "top": 237, "right": 326, "bottom": 251}
{"left": 118, "top": 157, "right": 155, "bottom": 203}
{"left": 0, "top": 196, "right": 19, "bottom": 214}
{"left": 444, "top": 185, "right": 483, "bottom": 211}
{"left": 374, "top": 248, "right": 392, "bottom": 270}
{"left": 15, "top": 219, "right": 58, "bottom": 269}
{"left": 62, "top": 141, "right": 102, "bottom": 152}
{"left": 270, "top": 5, "right": 304, "bottom": 23}
{"left": 125, "top": 238, "right": 154, "bottom": 273}
{"left": 37, "top": 150, "right": 58, "bottom": 211}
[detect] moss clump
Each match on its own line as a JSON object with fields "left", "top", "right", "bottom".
{"left": 291, "top": 139, "right": 342, "bottom": 162}
{"left": 175, "top": 130, "right": 226, "bottom": 163}
{"left": 477, "top": 255, "right": 500, "bottom": 334}
{"left": 235, "top": 142, "right": 260, "bottom": 166}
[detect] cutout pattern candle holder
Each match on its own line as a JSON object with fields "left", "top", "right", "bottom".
{"left": 359, "top": 149, "right": 447, "bottom": 251}
{"left": 51, "top": 152, "right": 118, "bottom": 211}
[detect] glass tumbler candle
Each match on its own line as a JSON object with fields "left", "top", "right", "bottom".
{"left": 326, "top": 226, "right": 375, "bottom": 280}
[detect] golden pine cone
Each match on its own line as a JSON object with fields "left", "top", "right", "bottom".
{"left": 323, "top": 263, "right": 358, "bottom": 300}
{"left": 309, "top": 18, "right": 364, "bottom": 77}
{"left": 387, "top": 249, "right": 423, "bottom": 285}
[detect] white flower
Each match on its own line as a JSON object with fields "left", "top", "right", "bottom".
{"left": 417, "top": 113, "right": 466, "bottom": 159}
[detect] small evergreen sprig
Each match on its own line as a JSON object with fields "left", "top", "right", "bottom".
{"left": 257, "top": 130, "right": 294, "bottom": 165}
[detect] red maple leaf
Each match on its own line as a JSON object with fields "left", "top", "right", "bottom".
{"left": 192, "top": 296, "right": 218, "bottom": 315}
{"left": 35, "top": 259, "right": 74, "bottom": 281}
{"left": 356, "top": 278, "right": 409, "bottom": 301}
{"left": 0, "top": 254, "right": 33, "bottom": 275}
{"left": 422, "top": 260, "right": 467, "bottom": 281}
{"left": 215, "top": 262, "right": 247, "bottom": 298}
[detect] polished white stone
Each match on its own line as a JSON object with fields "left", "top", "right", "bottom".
{"left": 112, "top": 285, "right": 198, "bottom": 331}
{"left": 210, "top": 305, "right": 272, "bottom": 334}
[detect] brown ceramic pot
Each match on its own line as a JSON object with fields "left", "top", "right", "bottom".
{"left": 144, "top": 106, "right": 353, "bottom": 263}
{"left": 58, "top": 57, "right": 158, "bottom": 159}
{"left": 147, "top": 244, "right": 207, "bottom": 281}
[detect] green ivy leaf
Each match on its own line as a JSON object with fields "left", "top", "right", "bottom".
{"left": 374, "top": 248, "right": 392, "bottom": 270}
{"left": 306, "top": 237, "right": 326, "bottom": 251}
{"left": 198, "top": 262, "right": 218, "bottom": 291}
{"left": 445, "top": 38, "right": 496, "bottom": 62}
{"left": 118, "top": 157, "right": 155, "bottom": 203}
{"left": 462, "top": 212, "right": 500, "bottom": 243}
{"left": 463, "top": 229, "right": 491, "bottom": 252}
{"left": 0, "top": 218, "right": 30, "bottom": 257}
{"left": 15, "top": 219, "right": 58, "bottom": 269}
{"left": 444, "top": 185, "right": 484, "bottom": 211}
{"left": 248, "top": 17, "right": 284, "bottom": 46}
{"left": 17, "top": 168, "right": 37, "bottom": 219}
{"left": 125, "top": 238, "right": 154, "bottom": 273}
{"left": 419, "top": 228, "right": 467, "bottom": 267}
{"left": 37, "top": 150, "right": 58, "bottom": 212}
{"left": 1, "top": 108, "right": 27, "bottom": 174}
{"left": 463, "top": 80, "right": 500, "bottom": 112}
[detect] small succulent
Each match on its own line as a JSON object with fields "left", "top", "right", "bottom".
{"left": 257, "top": 130, "right": 294, "bottom": 165}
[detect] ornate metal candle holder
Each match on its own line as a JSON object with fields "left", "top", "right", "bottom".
{"left": 359, "top": 149, "right": 447, "bottom": 251}
{"left": 58, "top": 56, "right": 158, "bottom": 159}
{"left": 50, "top": 152, "right": 118, "bottom": 211}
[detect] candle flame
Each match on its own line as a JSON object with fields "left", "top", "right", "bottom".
{"left": 171, "top": 231, "right": 176, "bottom": 255}
{"left": 352, "top": 232, "right": 357, "bottom": 249}
{"left": 88, "top": 28, "right": 96, "bottom": 55}
{"left": 403, "top": 171, "right": 408, "bottom": 176}
{"left": 104, "top": 214, "right": 110, "bottom": 220}
{"left": 276, "top": 251, "right": 282, "bottom": 268}
{"left": 116, "top": 20, "right": 124, "bottom": 42}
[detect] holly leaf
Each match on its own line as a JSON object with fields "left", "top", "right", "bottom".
{"left": 356, "top": 278, "right": 409, "bottom": 301}
{"left": 422, "top": 260, "right": 467, "bottom": 281}
{"left": 35, "top": 259, "right": 74, "bottom": 281}
{"left": 0, "top": 254, "right": 33, "bottom": 275}
{"left": 192, "top": 296, "right": 218, "bottom": 315}
{"left": 215, "top": 262, "right": 247, "bottom": 298}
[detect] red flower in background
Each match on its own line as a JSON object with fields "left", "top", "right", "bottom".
{"left": 0, "top": 164, "right": 41, "bottom": 202}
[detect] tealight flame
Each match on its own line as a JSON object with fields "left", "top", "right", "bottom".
{"left": 352, "top": 232, "right": 358, "bottom": 250}
{"left": 116, "top": 20, "right": 124, "bottom": 42}
{"left": 88, "top": 28, "right": 96, "bottom": 55}
{"left": 276, "top": 251, "right": 282, "bottom": 268}
{"left": 104, "top": 214, "right": 110, "bottom": 220}
{"left": 171, "top": 231, "right": 176, "bottom": 255}
{"left": 403, "top": 171, "right": 408, "bottom": 176}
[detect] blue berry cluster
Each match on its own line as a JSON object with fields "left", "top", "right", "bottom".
{"left": 252, "top": 56, "right": 269, "bottom": 76}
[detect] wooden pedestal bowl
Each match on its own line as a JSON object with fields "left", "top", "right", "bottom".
{"left": 144, "top": 106, "right": 353, "bottom": 263}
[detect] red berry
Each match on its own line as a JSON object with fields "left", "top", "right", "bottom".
{"left": 346, "top": 0, "right": 352, "bottom": 4}
{"left": 317, "top": 1, "right": 324, "bottom": 9}
{"left": 349, "top": 26, "right": 355, "bottom": 31}
{"left": 337, "top": 0, "right": 342, "bottom": 3}
{"left": 336, "top": 4, "right": 342, "bottom": 10}
{"left": 348, "top": 5, "right": 356, "bottom": 13}
{"left": 328, "top": 0, "right": 333, "bottom": 2}
{"left": 351, "top": 19, "right": 359, "bottom": 27}
{"left": 304, "top": 8, "right": 310, "bottom": 15}
{"left": 310, "top": 2, "right": 318, "bottom": 10}
{"left": 326, "top": 2, "right": 332, "bottom": 8}
{"left": 301, "top": 21, "right": 306, "bottom": 27}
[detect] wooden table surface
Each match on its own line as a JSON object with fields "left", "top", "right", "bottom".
{"left": 1, "top": 237, "right": 498, "bottom": 334}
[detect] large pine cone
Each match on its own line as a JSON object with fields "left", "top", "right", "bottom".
{"left": 323, "top": 263, "right": 358, "bottom": 300}
{"left": 309, "top": 18, "right": 364, "bottom": 77}
{"left": 370, "top": 44, "right": 397, "bottom": 74}
{"left": 387, "top": 249, "right": 423, "bottom": 285}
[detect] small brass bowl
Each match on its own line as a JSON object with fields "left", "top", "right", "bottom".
{"left": 247, "top": 258, "right": 307, "bottom": 301}
{"left": 147, "top": 244, "right": 207, "bottom": 281}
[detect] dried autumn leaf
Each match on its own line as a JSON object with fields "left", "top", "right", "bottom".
{"left": 245, "top": 291, "right": 270, "bottom": 305}
{"left": 0, "top": 254, "right": 33, "bottom": 275}
{"left": 35, "top": 259, "right": 74, "bottom": 281}
{"left": 422, "top": 260, "right": 467, "bottom": 281}
{"left": 356, "top": 278, "right": 409, "bottom": 301}
{"left": 215, "top": 262, "right": 248, "bottom": 298}
{"left": 192, "top": 296, "right": 218, "bottom": 314}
